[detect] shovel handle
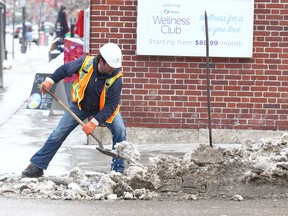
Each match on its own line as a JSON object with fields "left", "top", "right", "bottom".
{"left": 42, "top": 86, "right": 104, "bottom": 149}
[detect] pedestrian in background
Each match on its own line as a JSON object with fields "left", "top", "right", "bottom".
{"left": 22, "top": 43, "right": 126, "bottom": 177}
{"left": 26, "top": 26, "right": 33, "bottom": 50}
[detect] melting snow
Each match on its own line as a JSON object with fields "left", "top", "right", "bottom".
{"left": 1, "top": 134, "right": 288, "bottom": 201}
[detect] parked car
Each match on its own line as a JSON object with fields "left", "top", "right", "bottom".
{"left": 13, "top": 25, "right": 22, "bottom": 38}
{"left": 19, "top": 25, "right": 39, "bottom": 45}
{"left": 14, "top": 22, "right": 35, "bottom": 38}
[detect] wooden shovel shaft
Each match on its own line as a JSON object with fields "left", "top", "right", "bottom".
{"left": 43, "top": 86, "right": 104, "bottom": 149}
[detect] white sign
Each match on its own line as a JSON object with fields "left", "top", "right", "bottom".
{"left": 136, "top": 0, "right": 254, "bottom": 58}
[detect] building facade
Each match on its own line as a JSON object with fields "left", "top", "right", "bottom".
{"left": 89, "top": 0, "right": 288, "bottom": 144}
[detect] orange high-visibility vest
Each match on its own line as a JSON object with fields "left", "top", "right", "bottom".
{"left": 71, "top": 55, "right": 123, "bottom": 123}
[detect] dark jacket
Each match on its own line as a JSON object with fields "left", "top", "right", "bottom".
{"left": 49, "top": 55, "right": 122, "bottom": 124}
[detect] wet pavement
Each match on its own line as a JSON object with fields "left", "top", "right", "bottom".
{"left": 0, "top": 102, "right": 194, "bottom": 176}
{"left": 1, "top": 196, "right": 288, "bottom": 216}
{"left": 0, "top": 36, "right": 194, "bottom": 177}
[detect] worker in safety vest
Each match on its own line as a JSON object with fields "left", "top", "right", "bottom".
{"left": 22, "top": 43, "right": 126, "bottom": 177}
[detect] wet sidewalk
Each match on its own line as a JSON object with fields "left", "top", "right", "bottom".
{"left": 0, "top": 40, "right": 194, "bottom": 177}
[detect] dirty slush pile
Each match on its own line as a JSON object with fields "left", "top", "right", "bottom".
{"left": 1, "top": 133, "right": 288, "bottom": 201}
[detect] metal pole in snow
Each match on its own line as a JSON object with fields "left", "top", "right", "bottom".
{"left": 205, "top": 11, "right": 213, "bottom": 147}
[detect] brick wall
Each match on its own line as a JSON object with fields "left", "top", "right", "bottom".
{"left": 90, "top": 0, "right": 288, "bottom": 131}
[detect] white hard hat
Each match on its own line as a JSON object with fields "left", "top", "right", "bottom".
{"left": 100, "top": 43, "right": 122, "bottom": 68}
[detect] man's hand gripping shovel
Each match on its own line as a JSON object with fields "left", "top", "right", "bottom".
{"left": 42, "top": 86, "right": 118, "bottom": 158}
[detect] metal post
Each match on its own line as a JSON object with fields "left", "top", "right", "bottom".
{"left": 20, "top": 6, "right": 27, "bottom": 53}
{"left": 0, "top": 4, "right": 4, "bottom": 88}
{"left": 3, "top": 0, "right": 6, "bottom": 60}
{"left": 205, "top": 11, "right": 212, "bottom": 147}
{"left": 12, "top": 0, "right": 15, "bottom": 59}
{"left": 38, "top": 0, "right": 44, "bottom": 37}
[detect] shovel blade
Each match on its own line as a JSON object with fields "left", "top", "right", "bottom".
{"left": 96, "top": 147, "right": 118, "bottom": 158}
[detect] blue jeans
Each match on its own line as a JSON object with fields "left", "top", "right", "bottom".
{"left": 30, "top": 102, "right": 126, "bottom": 172}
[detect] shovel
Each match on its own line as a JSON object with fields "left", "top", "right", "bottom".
{"left": 42, "top": 86, "right": 118, "bottom": 158}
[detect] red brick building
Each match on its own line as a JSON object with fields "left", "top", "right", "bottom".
{"left": 89, "top": 0, "right": 288, "bottom": 144}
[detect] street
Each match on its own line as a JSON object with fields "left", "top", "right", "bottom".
{"left": 1, "top": 196, "right": 288, "bottom": 216}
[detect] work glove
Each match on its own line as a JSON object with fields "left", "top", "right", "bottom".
{"left": 40, "top": 77, "right": 54, "bottom": 94}
{"left": 82, "top": 118, "right": 99, "bottom": 136}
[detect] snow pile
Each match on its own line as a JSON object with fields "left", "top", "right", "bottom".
{"left": 1, "top": 133, "right": 288, "bottom": 201}
{"left": 112, "top": 141, "right": 141, "bottom": 165}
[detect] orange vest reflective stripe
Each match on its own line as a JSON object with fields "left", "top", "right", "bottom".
{"left": 100, "top": 72, "right": 123, "bottom": 123}
{"left": 71, "top": 56, "right": 94, "bottom": 108}
{"left": 71, "top": 55, "right": 123, "bottom": 123}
